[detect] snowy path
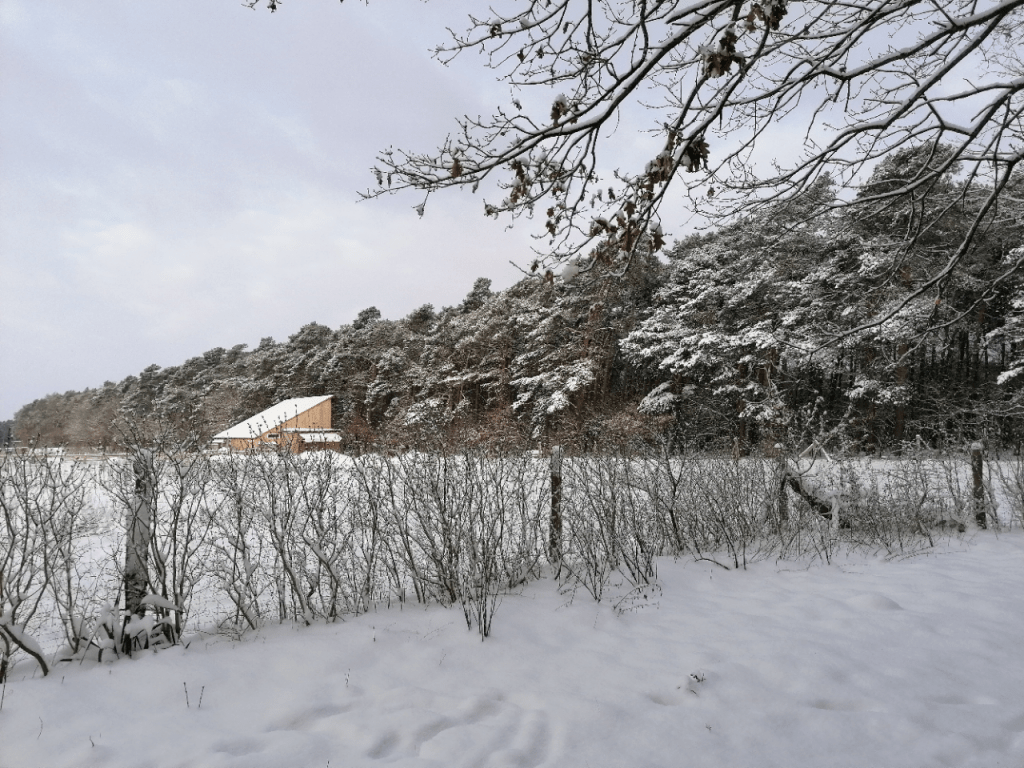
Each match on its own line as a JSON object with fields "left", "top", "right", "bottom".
{"left": 3, "top": 535, "right": 1023, "bottom": 768}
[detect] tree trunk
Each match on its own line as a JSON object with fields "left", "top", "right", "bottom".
{"left": 893, "top": 343, "right": 909, "bottom": 448}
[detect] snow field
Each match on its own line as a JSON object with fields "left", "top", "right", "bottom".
{"left": 3, "top": 534, "right": 1024, "bottom": 768}
{"left": 4, "top": 449, "right": 1024, "bottom": 766}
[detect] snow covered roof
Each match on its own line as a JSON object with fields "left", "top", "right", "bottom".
{"left": 214, "top": 396, "right": 332, "bottom": 440}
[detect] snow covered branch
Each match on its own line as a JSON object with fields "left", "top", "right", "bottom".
{"left": 353, "top": 0, "right": 1024, "bottom": 306}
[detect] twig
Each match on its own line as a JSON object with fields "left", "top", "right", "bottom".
{"left": 693, "top": 555, "right": 731, "bottom": 571}
{"left": 183, "top": 681, "right": 190, "bottom": 708}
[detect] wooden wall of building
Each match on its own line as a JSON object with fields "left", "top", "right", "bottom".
{"left": 227, "top": 398, "right": 333, "bottom": 452}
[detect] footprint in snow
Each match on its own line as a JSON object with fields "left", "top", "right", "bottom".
{"left": 808, "top": 698, "right": 882, "bottom": 712}
{"left": 845, "top": 593, "right": 903, "bottom": 611}
{"left": 265, "top": 703, "right": 351, "bottom": 732}
{"left": 367, "top": 731, "right": 399, "bottom": 759}
{"left": 212, "top": 737, "right": 264, "bottom": 757}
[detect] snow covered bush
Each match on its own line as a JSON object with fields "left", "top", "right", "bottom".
{"left": 100, "top": 446, "right": 216, "bottom": 648}
{"left": 208, "top": 453, "right": 280, "bottom": 631}
{"left": 0, "top": 450, "right": 95, "bottom": 680}
{"left": 3, "top": 439, "right": 1004, "bottom": 678}
{"left": 993, "top": 453, "right": 1024, "bottom": 530}
{"left": 560, "top": 454, "right": 662, "bottom": 601}
{"left": 777, "top": 455, "right": 970, "bottom": 561}
{"left": 361, "top": 450, "right": 546, "bottom": 639}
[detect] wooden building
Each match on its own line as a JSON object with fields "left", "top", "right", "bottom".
{"left": 212, "top": 395, "right": 341, "bottom": 453}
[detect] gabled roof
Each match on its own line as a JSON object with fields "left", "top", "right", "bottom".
{"left": 214, "top": 396, "right": 332, "bottom": 440}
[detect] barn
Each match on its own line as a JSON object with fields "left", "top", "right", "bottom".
{"left": 212, "top": 395, "right": 341, "bottom": 453}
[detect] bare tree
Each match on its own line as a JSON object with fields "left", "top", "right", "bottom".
{"left": 333, "top": 1, "right": 1024, "bottom": 326}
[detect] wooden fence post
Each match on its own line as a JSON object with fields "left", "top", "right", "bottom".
{"left": 549, "top": 445, "right": 563, "bottom": 563}
{"left": 125, "top": 449, "right": 155, "bottom": 619}
{"left": 775, "top": 443, "right": 788, "bottom": 524}
{"left": 971, "top": 442, "right": 987, "bottom": 529}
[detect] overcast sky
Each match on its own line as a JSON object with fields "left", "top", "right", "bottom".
{"left": 2, "top": 0, "right": 945, "bottom": 422}
{"left": 0, "top": 0, "right": 568, "bottom": 420}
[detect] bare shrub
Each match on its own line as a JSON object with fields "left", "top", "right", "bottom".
{"left": 380, "top": 450, "right": 543, "bottom": 638}
{"left": 561, "top": 453, "right": 666, "bottom": 598}
{"left": 777, "top": 455, "right": 965, "bottom": 562}
{"left": 842, "top": 457, "right": 955, "bottom": 553}
{"left": 3, "top": 436, "right": 982, "bottom": 660}
{"left": 681, "top": 457, "right": 776, "bottom": 569}
{"left": 632, "top": 445, "right": 694, "bottom": 556}
{"left": 150, "top": 449, "right": 217, "bottom": 641}
{"left": 993, "top": 453, "right": 1024, "bottom": 530}
{"left": 209, "top": 453, "right": 273, "bottom": 632}
{"left": 344, "top": 449, "right": 545, "bottom": 638}
{"left": 99, "top": 439, "right": 213, "bottom": 653}
{"left": 0, "top": 450, "right": 94, "bottom": 679}
{"left": 558, "top": 457, "right": 621, "bottom": 602}
{"left": 349, "top": 454, "right": 413, "bottom": 603}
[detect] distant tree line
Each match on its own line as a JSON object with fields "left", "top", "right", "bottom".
{"left": 14, "top": 148, "right": 1024, "bottom": 453}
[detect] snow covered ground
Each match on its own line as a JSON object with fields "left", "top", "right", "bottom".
{"left": 3, "top": 533, "right": 1023, "bottom": 768}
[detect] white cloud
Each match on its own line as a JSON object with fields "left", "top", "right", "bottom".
{"left": 0, "top": 0, "right": 578, "bottom": 417}
{"left": 0, "top": 0, "right": 27, "bottom": 27}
